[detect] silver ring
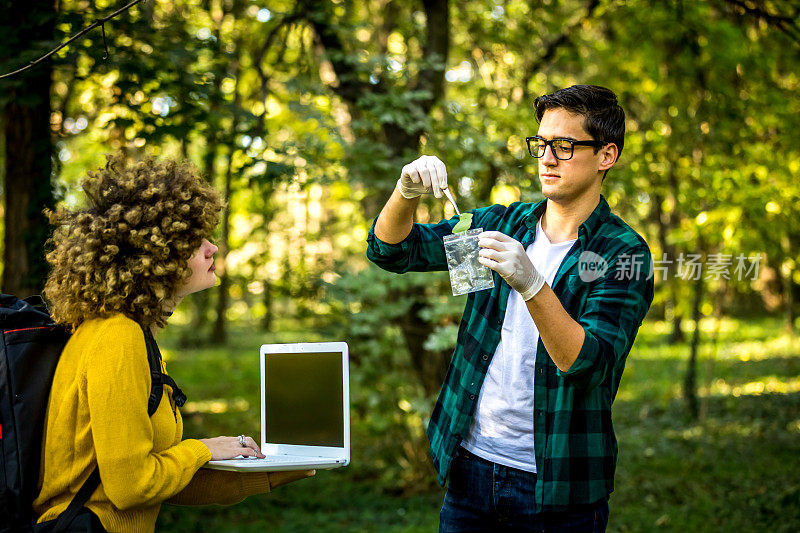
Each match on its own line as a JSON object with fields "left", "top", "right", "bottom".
{"left": 238, "top": 434, "right": 247, "bottom": 447}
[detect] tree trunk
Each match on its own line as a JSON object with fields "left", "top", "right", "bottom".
{"left": 782, "top": 264, "right": 796, "bottom": 333}
{"left": 781, "top": 235, "right": 796, "bottom": 333}
{"left": 684, "top": 258, "right": 704, "bottom": 419}
{"left": 669, "top": 315, "right": 685, "bottom": 344}
{"left": 178, "top": 139, "right": 218, "bottom": 347}
{"left": 398, "top": 300, "right": 450, "bottom": 396}
{"left": 699, "top": 284, "right": 724, "bottom": 421}
{"left": 656, "top": 170, "right": 685, "bottom": 344}
{"left": 261, "top": 279, "right": 273, "bottom": 331}
{"left": 1, "top": 2, "right": 56, "bottom": 297}
{"left": 211, "top": 145, "right": 234, "bottom": 344}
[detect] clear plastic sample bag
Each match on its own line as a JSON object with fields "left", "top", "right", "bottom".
{"left": 443, "top": 228, "right": 495, "bottom": 296}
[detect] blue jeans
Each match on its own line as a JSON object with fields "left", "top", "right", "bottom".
{"left": 439, "top": 448, "right": 609, "bottom": 533}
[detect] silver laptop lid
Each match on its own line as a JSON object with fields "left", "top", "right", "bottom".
{"left": 259, "top": 342, "right": 349, "bottom": 463}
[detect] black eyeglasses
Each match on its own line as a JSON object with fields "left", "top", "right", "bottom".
{"left": 525, "top": 136, "right": 607, "bottom": 160}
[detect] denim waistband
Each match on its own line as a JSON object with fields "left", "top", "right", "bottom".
{"left": 456, "top": 446, "right": 609, "bottom": 515}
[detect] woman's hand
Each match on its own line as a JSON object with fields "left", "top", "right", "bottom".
{"left": 199, "top": 436, "right": 265, "bottom": 460}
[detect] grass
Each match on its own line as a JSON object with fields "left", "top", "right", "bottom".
{"left": 609, "top": 317, "right": 800, "bottom": 532}
{"left": 155, "top": 316, "right": 800, "bottom": 532}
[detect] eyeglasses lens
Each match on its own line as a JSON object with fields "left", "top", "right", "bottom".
{"left": 530, "top": 139, "right": 573, "bottom": 160}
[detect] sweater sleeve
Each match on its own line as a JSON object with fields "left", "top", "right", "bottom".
{"left": 85, "top": 319, "right": 213, "bottom": 511}
{"left": 165, "top": 468, "right": 271, "bottom": 506}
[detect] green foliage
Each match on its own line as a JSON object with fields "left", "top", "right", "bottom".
{"left": 39, "top": 0, "right": 799, "bottom": 341}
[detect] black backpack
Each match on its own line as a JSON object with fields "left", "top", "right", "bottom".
{"left": 0, "top": 294, "right": 186, "bottom": 532}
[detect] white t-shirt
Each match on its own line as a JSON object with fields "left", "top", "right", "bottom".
{"left": 461, "top": 219, "right": 576, "bottom": 472}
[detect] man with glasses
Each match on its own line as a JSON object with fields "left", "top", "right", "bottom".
{"left": 367, "top": 85, "right": 653, "bottom": 531}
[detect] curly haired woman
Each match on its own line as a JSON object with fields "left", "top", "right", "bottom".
{"left": 33, "top": 155, "right": 313, "bottom": 532}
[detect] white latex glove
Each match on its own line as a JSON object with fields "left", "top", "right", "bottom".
{"left": 478, "top": 231, "right": 546, "bottom": 301}
{"left": 397, "top": 155, "right": 449, "bottom": 199}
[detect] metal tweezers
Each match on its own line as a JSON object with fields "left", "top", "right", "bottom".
{"left": 442, "top": 187, "right": 461, "bottom": 216}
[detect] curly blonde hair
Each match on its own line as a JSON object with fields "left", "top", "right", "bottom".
{"left": 44, "top": 154, "right": 223, "bottom": 330}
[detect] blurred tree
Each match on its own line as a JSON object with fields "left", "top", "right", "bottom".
{"left": 0, "top": 1, "right": 57, "bottom": 297}
{"left": 585, "top": 0, "right": 800, "bottom": 415}
{"left": 285, "top": 0, "right": 454, "bottom": 389}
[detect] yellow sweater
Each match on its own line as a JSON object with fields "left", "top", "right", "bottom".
{"left": 33, "top": 315, "right": 271, "bottom": 532}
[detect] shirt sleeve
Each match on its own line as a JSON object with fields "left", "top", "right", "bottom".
{"left": 365, "top": 202, "right": 508, "bottom": 274}
{"left": 85, "top": 320, "right": 212, "bottom": 511}
{"left": 365, "top": 214, "right": 459, "bottom": 274}
{"left": 166, "top": 469, "right": 271, "bottom": 506}
{"left": 557, "top": 244, "right": 654, "bottom": 390}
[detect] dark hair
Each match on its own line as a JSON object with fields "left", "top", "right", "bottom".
{"left": 533, "top": 85, "right": 625, "bottom": 160}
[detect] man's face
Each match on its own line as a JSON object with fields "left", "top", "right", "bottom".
{"left": 536, "top": 108, "right": 616, "bottom": 203}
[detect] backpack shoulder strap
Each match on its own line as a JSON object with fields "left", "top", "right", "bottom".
{"left": 140, "top": 325, "right": 186, "bottom": 416}
{"left": 50, "top": 468, "right": 100, "bottom": 532}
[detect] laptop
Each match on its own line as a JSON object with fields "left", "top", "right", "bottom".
{"left": 203, "top": 342, "right": 350, "bottom": 472}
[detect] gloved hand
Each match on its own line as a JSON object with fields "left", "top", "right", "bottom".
{"left": 478, "top": 231, "right": 546, "bottom": 301}
{"left": 397, "top": 155, "right": 449, "bottom": 199}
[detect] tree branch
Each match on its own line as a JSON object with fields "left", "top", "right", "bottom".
{"left": 304, "top": 0, "right": 378, "bottom": 105}
{"left": 253, "top": 15, "right": 301, "bottom": 134}
{"left": 413, "top": 0, "right": 449, "bottom": 115}
{"left": 716, "top": 0, "right": 800, "bottom": 45}
{"left": 522, "top": 0, "right": 602, "bottom": 99}
{"left": 0, "top": 0, "right": 145, "bottom": 80}
{"left": 254, "top": 10, "right": 305, "bottom": 83}
{"left": 303, "top": 0, "right": 450, "bottom": 157}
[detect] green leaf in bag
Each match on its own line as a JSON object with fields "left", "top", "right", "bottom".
{"left": 452, "top": 212, "right": 473, "bottom": 234}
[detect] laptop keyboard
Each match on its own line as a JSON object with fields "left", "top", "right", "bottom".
{"left": 238, "top": 455, "right": 318, "bottom": 463}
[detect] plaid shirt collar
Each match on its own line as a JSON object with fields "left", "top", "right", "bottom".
{"left": 524, "top": 195, "right": 611, "bottom": 240}
{"left": 521, "top": 195, "right": 612, "bottom": 289}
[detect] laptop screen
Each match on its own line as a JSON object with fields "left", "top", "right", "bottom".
{"left": 264, "top": 351, "right": 344, "bottom": 447}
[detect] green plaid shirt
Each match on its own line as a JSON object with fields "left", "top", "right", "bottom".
{"left": 366, "top": 195, "right": 654, "bottom": 512}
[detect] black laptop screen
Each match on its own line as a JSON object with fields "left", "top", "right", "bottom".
{"left": 264, "top": 351, "right": 344, "bottom": 447}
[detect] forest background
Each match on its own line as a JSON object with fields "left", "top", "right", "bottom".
{"left": 1, "top": 0, "right": 799, "bottom": 531}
